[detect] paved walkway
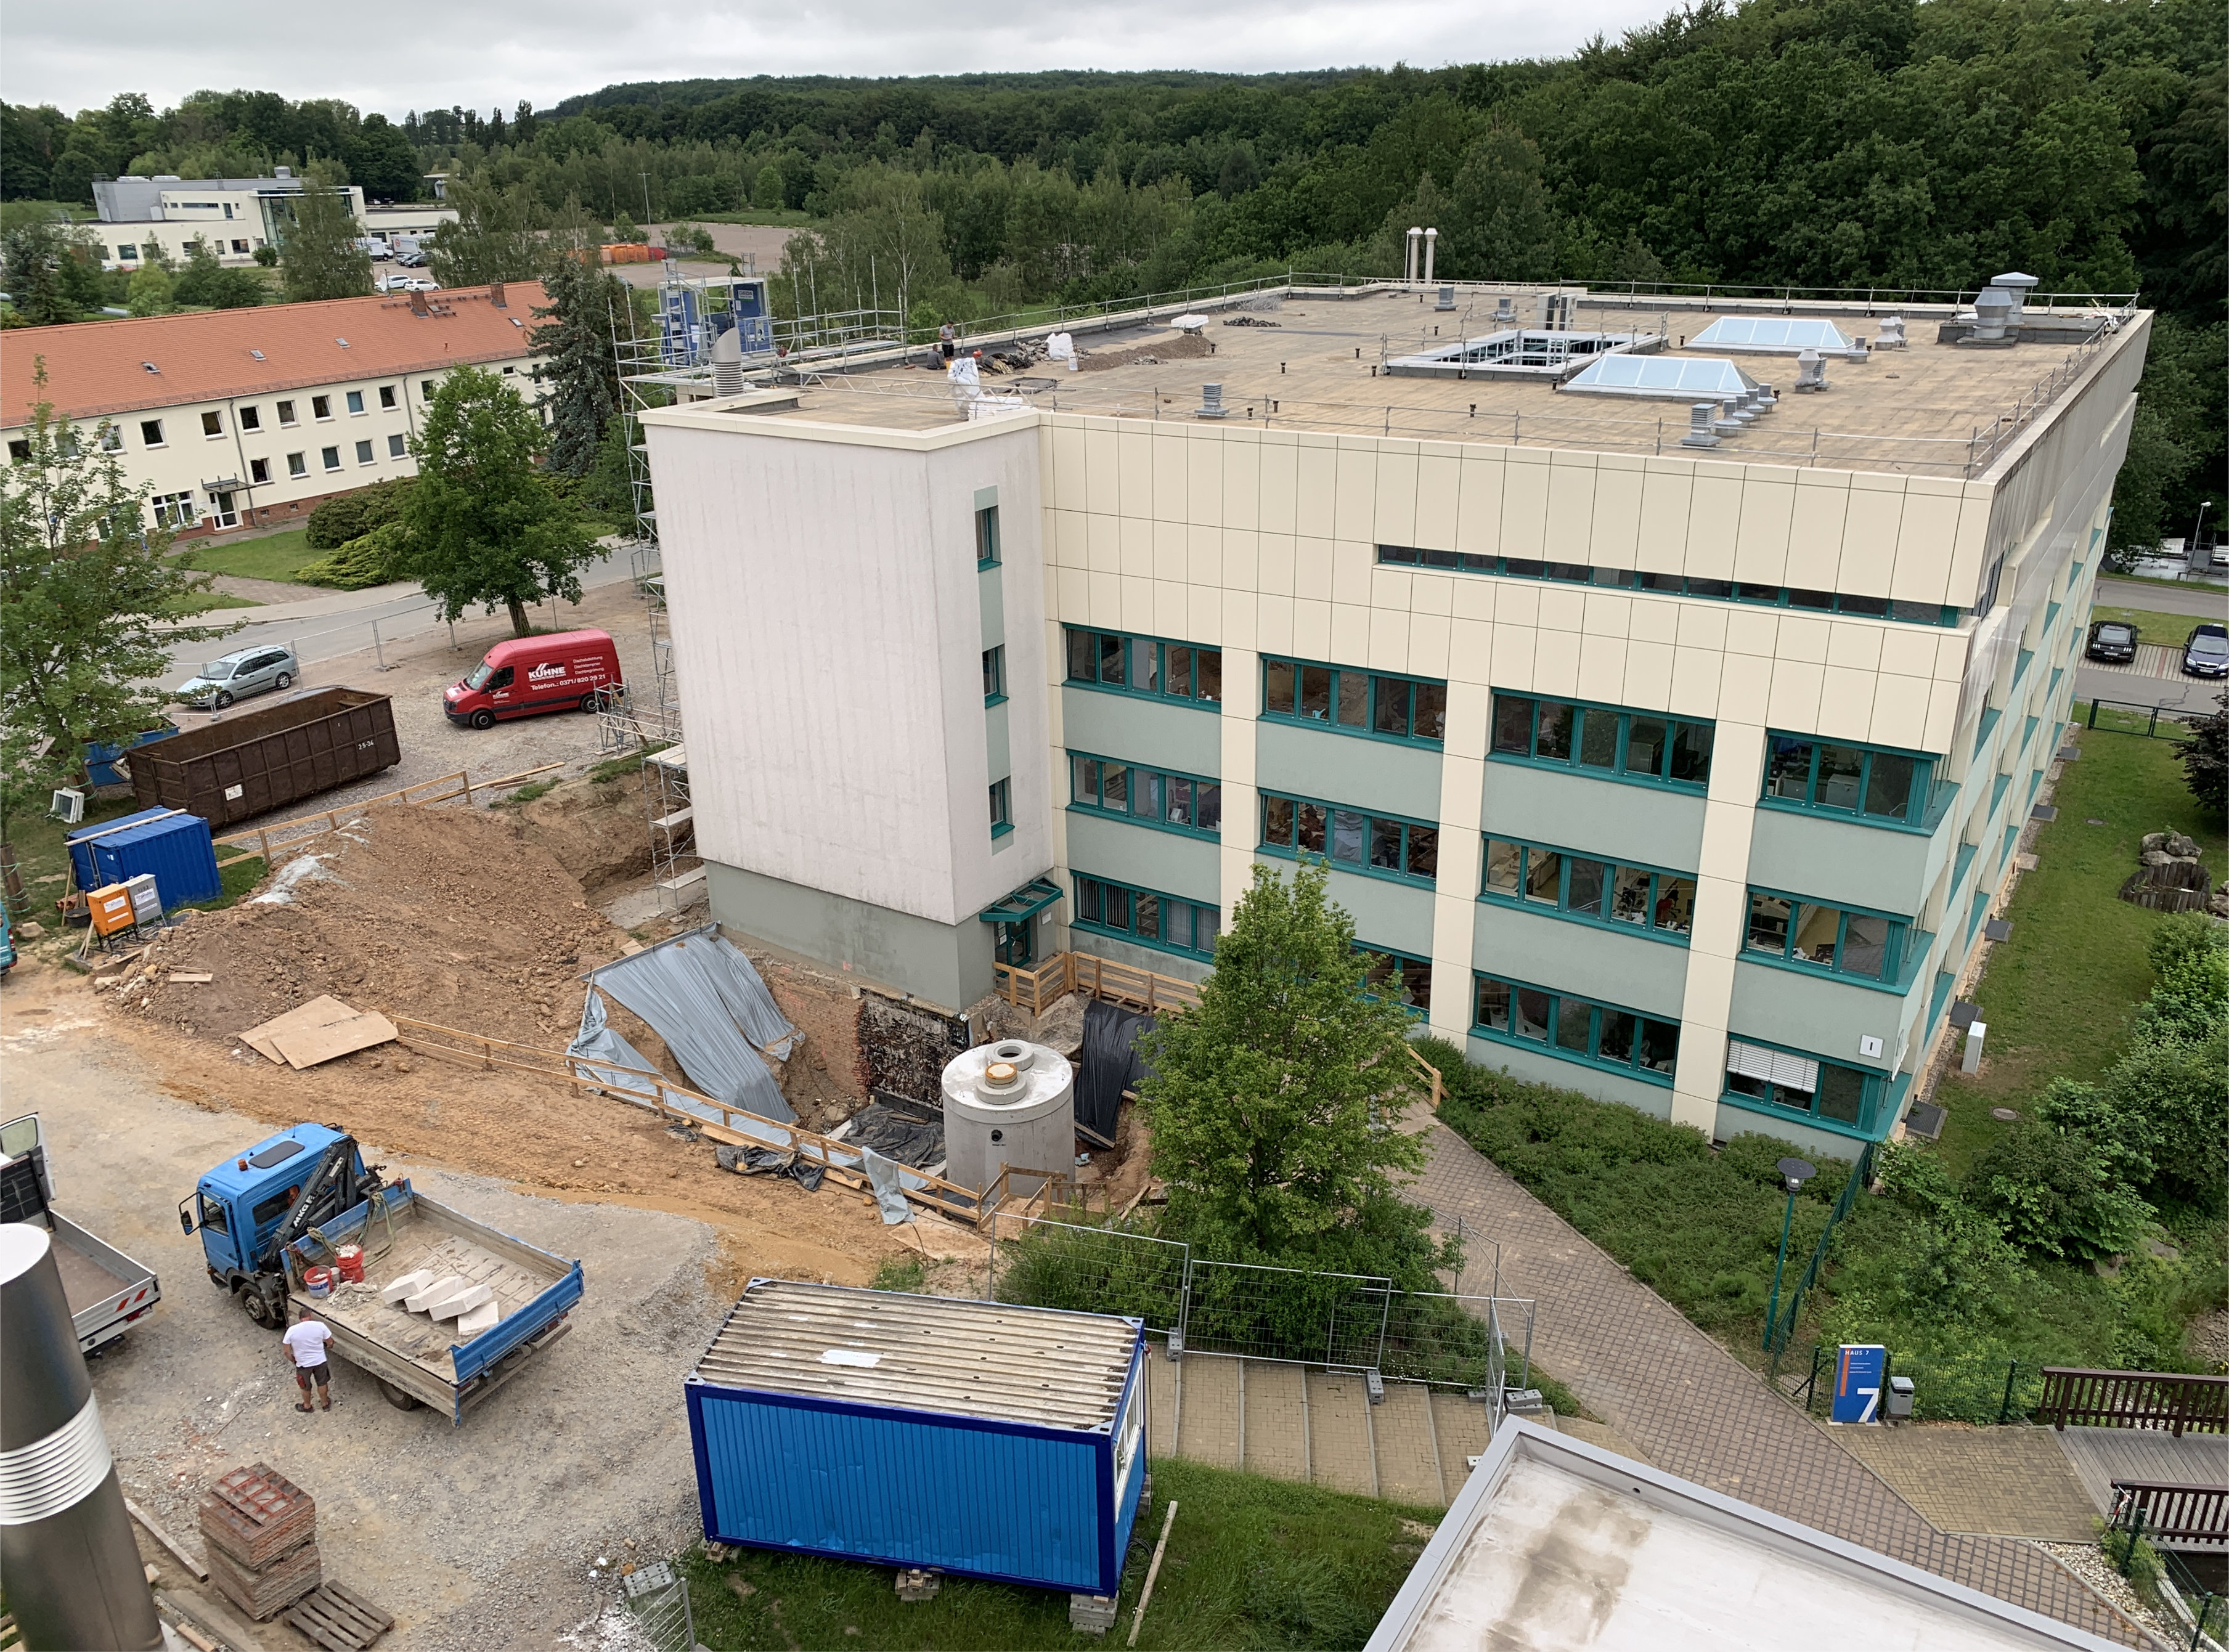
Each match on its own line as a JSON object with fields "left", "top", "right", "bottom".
{"left": 1833, "top": 1425, "right": 2100, "bottom": 1541}
{"left": 1414, "top": 1118, "right": 2153, "bottom": 1645}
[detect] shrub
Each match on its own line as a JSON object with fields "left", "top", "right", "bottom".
{"left": 1970, "top": 1121, "right": 2154, "bottom": 1261}
{"left": 305, "top": 476, "right": 414, "bottom": 549}
{"left": 296, "top": 521, "right": 408, "bottom": 590}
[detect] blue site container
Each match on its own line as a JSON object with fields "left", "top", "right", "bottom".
{"left": 67, "top": 807, "right": 222, "bottom": 908}
{"left": 84, "top": 723, "right": 180, "bottom": 789}
{"left": 687, "top": 1280, "right": 1149, "bottom": 1598}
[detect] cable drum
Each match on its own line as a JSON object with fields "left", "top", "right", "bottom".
{"left": 0, "top": 1394, "right": 113, "bottom": 1526}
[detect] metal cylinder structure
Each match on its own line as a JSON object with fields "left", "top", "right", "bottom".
{"left": 1404, "top": 227, "right": 1422, "bottom": 283}
{"left": 1422, "top": 227, "right": 1438, "bottom": 285}
{"left": 0, "top": 1223, "right": 163, "bottom": 1651}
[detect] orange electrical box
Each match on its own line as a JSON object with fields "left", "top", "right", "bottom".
{"left": 88, "top": 882, "right": 137, "bottom": 937}
{"left": 600, "top": 242, "right": 653, "bottom": 265}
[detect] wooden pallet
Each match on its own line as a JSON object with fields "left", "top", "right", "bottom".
{"left": 285, "top": 1581, "right": 394, "bottom": 1651}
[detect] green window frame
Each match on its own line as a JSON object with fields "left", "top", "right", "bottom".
{"left": 1259, "top": 656, "right": 1446, "bottom": 745}
{"left": 1472, "top": 972, "right": 1678, "bottom": 1084}
{"left": 1722, "top": 1037, "right": 1880, "bottom": 1135}
{"left": 1376, "top": 545, "right": 1959, "bottom": 627}
{"left": 1068, "top": 752, "right": 1221, "bottom": 838}
{"left": 982, "top": 645, "right": 1006, "bottom": 706}
{"left": 1742, "top": 888, "right": 1910, "bottom": 982}
{"left": 1070, "top": 873, "right": 1219, "bottom": 961}
{"left": 1358, "top": 944, "right": 1432, "bottom": 1017}
{"left": 988, "top": 777, "right": 1012, "bottom": 839}
{"left": 1062, "top": 628, "right": 1223, "bottom": 708}
{"left": 1481, "top": 837, "right": 1695, "bottom": 942}
{"left": 1490, "top": 691, "right": 1714, "bottom": 789}
{"left": 1761, "top": 732, "right": 1944, "bottom": 829}
{"left": 976, "top": 504, "right": 1001, "bottom": 569}
{"left": 1259, "top": 792, "right": 1438, "bottom": 885}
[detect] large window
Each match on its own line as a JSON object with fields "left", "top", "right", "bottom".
{"left": 1743, "top": 890, "right": 1909, "bottom": 982}
{"left": 1070, "top": 754, "right": 1221, "bottom": 837}
{"left": 1064, "top": 628, "right": 1222, "bottom": 707}
{"left": 988, "top": 778, "right": 1012, "bottom": 839}
{"left": 1762, "top": 734, "right": 1939, "bottom": 828}
{"left": 1260, "top": 792, "right": 1436, "bottom": 885}
{"left": 1491, "top": 693, "right": 1713, "bottom": 789}
{"left": 200, "top": 410, "right": 224, "bottom": 437}
{"left": 1358, "top": 945, "right": 1431, "bottom": 1015}
{"left": 1723, "top": 1039, "right": 1877, "bottom": 1133}
{"left": 1071, "top": 873, "right": 1220, "bottom": 961}
{"left": 139, "top": 419, "right": 165, "bottom": 447}
{"left": 1473, "top": 974, "right": 1678, "bottom": 1083}
{"left": 150, "top": 490, "right": 197, "bottom": 530}
{"left": 1260, "top": 657, "right": 1446, "bottom": 744}
{"left": 1482, "top": 838, "right": 1694, "bottom": 940}
{"left": 1375, "top": 545, "right": 1960, "bottom": 628}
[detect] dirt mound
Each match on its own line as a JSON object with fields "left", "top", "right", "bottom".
{"left": 1079, "top": 331, "right": 1213, "bottom": 372}
{"left": 126, "top": 802, "right": 630, "bottom": 1050}
{"left": 515, "top": 770, "right": 656, "bottom": 894}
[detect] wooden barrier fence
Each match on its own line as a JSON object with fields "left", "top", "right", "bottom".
{"left": 2039, "top": 1367, "right": 2229, "bottom": 1436}
{"left": 211, "top": 764, "right": 566, "bottom": 868}
{"left": 2113, "top": 1481, "right": 2229, "bottom": 1548}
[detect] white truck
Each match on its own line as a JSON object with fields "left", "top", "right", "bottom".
{"left": 1, "top": 1112, "right": 163, "bottom": 1353}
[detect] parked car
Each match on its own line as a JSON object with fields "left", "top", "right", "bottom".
{"left": 2182, "top": 622, "right": 2229, "bottom": 678}
{"left": 174, "top": 645, "right": 300, "bottom": 709}
{"left": 2084, "top": 620, "right": 2138, "bottom": 664}
{"left": 395, "top": 250, "right": 428, "bottom": 268}
{"left": 445, "top": 629, "right": 621, "bottom": 729}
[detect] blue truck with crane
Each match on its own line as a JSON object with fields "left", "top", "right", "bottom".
{"left": 181, "top": 1122, "right": 584, "bottom": 1424}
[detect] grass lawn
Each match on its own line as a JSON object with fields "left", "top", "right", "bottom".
{"left": 683, "top": 1457, "right": 1435, "bottom": 1651}
{"left": 166, "top": 592, "right": 263, "bottom": 614}
{"left": 175, "top": 526, "right": 320, "bottom": 584}
{"left": 6, "top": 789, "right": 264, "bottom": 935}
{"left": 1930, "top": 713, "right": 2225, "bottom": 1174}
{"left": 694, "top": 209, "right": 818, "bottom": 228}
{"left": 2086, "top": 601, "right": 2217, "bottom": 647}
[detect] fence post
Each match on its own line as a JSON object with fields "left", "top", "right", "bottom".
{"left": 1999, "top": 1359, "right": 2021, "bottom": 1425}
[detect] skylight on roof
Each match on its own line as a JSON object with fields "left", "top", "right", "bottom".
{"left": 250, "top": 349, "right": 265, "bottom": 360}
{"left": 1561, "top": 354, "right": 1757, "bottom": 401}
{"left": 141, "top": 361, "right": 158, "bottom": 373}
{"left": 335, "top": 338, "right": 349, "bottom": 348}
{"left": 1689, "top": 317, "right": 1853, "bottom": 354}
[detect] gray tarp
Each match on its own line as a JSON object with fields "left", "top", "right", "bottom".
{"left": 576, "top": 926, "right": 798, "bottom": 1125}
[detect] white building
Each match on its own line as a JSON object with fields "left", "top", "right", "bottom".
{"left": 88, "top": 171, "right": 454, "bottom": 269}
{"left": 640, "top": 278, "right": 2140, "bottom": 1158}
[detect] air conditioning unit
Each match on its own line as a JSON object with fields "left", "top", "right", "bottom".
{"left": 50, "top": 787, "right": 84, "bottom": 824}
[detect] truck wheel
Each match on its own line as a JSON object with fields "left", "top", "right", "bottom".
{"left": 470, "top": 709, "right": 495, "bottom": 730}
{"left": 376, "top": 1378, "right": 423, "bottom": 1412}
{"left": 213, "top": 690, "right": 234, "bottom": 709}
{"left": 243, "top": 1290, "right": 277, "bottom": 1327}
{"left": 579, "top": 692, "right": 598, "bottom": 714}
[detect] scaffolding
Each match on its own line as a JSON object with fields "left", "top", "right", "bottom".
{"left": 645, "top": 743, "right": 703, "bottom": 915}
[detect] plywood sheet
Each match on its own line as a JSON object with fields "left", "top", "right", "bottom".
{"left": 240, "top": 996, "right": 394, "bottom": 1069}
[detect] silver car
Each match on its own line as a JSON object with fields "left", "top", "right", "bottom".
{"left": 175, "top": 645, "right": 300, "bottom": 709}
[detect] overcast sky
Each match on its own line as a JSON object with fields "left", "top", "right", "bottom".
{"left": 7, "top": 0, "right": 1676, "bottom": 122}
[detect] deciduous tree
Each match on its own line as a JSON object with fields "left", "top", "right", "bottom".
{"left": 279, "top": 183, "right": 371, "bottom": 301}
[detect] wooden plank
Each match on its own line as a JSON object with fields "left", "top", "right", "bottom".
{"left": 271, "top": 1009, "right": 398, "bottom": 1070}
{"left": 168, "top": 972, "right": 214, "bottom": 984}
{"left": 124, "top": 1497, "right": 208, "bottom": 1581}
{"left": 239, "top": 995, "right": 359, "bottom": 1057}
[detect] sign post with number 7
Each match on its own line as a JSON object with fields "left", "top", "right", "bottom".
{"left": 1831, "top": 1343, "right": 1887, "bottom": 1424}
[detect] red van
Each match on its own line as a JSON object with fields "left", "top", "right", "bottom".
{"left": 444, "top": 629, "right": 622, "bottom": 729}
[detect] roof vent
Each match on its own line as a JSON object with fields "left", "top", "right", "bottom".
{"left": 141, "top": 361, "right": 158, "bottom": 374}
{"left": 1965, "top": 287, "right": 2016, "bottom": 346}
{"left": 1991, "top": 272, "right": 2039, "bottom": 311}
{"left": 1714, "top": 396, "right": 1746, "bottom": 434}
{"left": 1678, "top": 402, "right": 1719, "bottom": 449}
{"left": 1875, "top": 316, "right": 1907, "bottom": 349}
{"left": 335, "top": 337, "right": 350, "bottom": 348}
{"left": 409, "top": 291, "right": 430, "bottom": 317}
{"left": 249, "top": 349, "right": 265, "bottom": 360}
{"left": 1792, "top": 348, "right": 1830, "bottom": 392}
{"left": 709, "top": 327, "right": 745, "bottom": 395}
{"left": 1435, "top": 283, "right": 1456, "bottom": 312}
{"left": 275, "top": 165, "right": 292, "bottom": 179}
{"left": 1754, "top": 381, "right": 1778, "bottom": 408}
{"left": 1494, "top": 295, "right": 1515, "bottom": 324}
{"left": 1196, "top": 383, "right": 1228, "bottom": 420}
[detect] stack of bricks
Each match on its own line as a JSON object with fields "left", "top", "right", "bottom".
{"left": 201, "top": 1463, "right": 322, "bottom": 1620}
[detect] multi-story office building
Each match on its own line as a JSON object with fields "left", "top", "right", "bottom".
{"left": 2, "top": 282, "right": 547, "bottom": 541}
{"left": 642, "top": 282, "right": 2141, "bottom": 1158}
{"left": 87, "top": 171, "right": 457, "bottom": 269}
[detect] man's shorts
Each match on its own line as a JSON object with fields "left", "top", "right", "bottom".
{"left": 295, "top": 1364, "right": 330, "bottom": 1390}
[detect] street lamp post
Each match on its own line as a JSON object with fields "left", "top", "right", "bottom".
{"left": 2192, "top": 500, "right": 2214, "bottom": 566}
{"left": 1762, "top": 1157, "right": 1817, "bottom": 1350}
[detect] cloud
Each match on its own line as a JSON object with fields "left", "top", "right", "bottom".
{"left": 4, "top": 0, "right": 1671, "bottom": 119}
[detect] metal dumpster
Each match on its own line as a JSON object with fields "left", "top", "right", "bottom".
{"left": 132, "top": 688, "right": 400, "bottom": 825}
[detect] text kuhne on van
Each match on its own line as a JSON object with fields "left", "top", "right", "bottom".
{"left": 445, "top": 630, "right": 622, "bottom": 728}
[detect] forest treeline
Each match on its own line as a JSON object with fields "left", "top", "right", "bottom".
{"left": 2, "top": 0, "right": 2221, "bottom": 542}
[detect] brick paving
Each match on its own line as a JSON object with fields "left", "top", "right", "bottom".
{"left": 1416, "top": 1118, "right": 2154, "bottom": 1645}
{"left": 1834, "top": 1425, "right": 2100, "bottom": 1540}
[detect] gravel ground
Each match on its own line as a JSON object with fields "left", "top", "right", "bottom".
{"left": 162, "top": 578, "right": 669, "bottom": 840}
{"left": 2040, "top": 1543, "right": 2186, "bottom": 1647}
{"left": 6, "top": 978, "right": 729, "bottom": 1652}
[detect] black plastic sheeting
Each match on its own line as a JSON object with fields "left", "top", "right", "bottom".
{"left": 833, "top": 1096, "right": 945, "bottom": 1171}
{"left": 714, "top": 1142, "right": 826, "bottom": 1193}
{"left": 1077, "top": 999, "right": 1155, "bottom": 1147}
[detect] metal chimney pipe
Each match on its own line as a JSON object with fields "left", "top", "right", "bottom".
{"left": 0, "top": 1224, "right": 163, "bottom": 1651}
{"left": 1422, "top": 227, "right": 1438, "bottom": 285}
{"left": 1406, "top": 227, "right": 1422, "bottom": 284}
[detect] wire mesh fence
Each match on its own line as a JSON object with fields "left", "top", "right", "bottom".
{"left": 621, "top": 1558, "right": 696, "bottom": 1652}
{"left": 1787, "top": 1344, "right": 2045, "bottom": 1425}
{"left": 985, "top": 1212, "right": 1189, "bottom": 1337}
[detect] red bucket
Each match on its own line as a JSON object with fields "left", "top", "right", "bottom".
{"left": 303, "top": 1266, "right": 333, "bottom": 1298}
{"left": 334, "top": 1245, "right": 365, "bottom": 1284}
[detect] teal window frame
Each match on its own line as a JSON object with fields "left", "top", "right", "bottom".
{"left": 1070, "top": 873, "right": 1219, "bottom": 960}
{"left": 988, "top": 777, "right": 1012, "bottom": 839}
{"left": 1973, "top": 705, "right": 2002, "bottom": 759}
{"left": 1067, "top": 752, "right": 1221, "bottom": 839}
{"left": 1721, "top": 1036, "right": 1882, "bottom": 1137}
{"left": 1928, "top": 968, "right": 1955, "bottom": 1033}
{"left": 1471, "top": 971, "right": 1679, "bottom": 1086}
{"left": 1377, "top": 545, "right": 1960, "bottom": 627}
{"left": 1741, "top": 886, "right": 1917, "bottom": 987}
{"left": 1491, "top": 691, "right": 1715, "bottom": 790}
{"left": 976, "top": 504, "right": 1001, "bottom": 569}
{"left": 1989, "top": 771, "right": 2011, "bottom": 816}
{"left": 1952, "top": 837, "right": 1978, "bottom": 894}
{"left": 1062, "top": 627, "right": 1223, "bottom": 709}
{"left": 1761, "top": 731, "right": 1947, "bottom": 831}
{"left": 2021, "top": 714, "right": 2040, "bottom": 754}
{"left": 982, "top": 645, "right": 1006, "bottom": 706}
{"left": 1260, "top": 656, "right": 1447, "bottom": 746}
{"left": 1968, "top": 887, "right": 1991, "bottom": 943}
{"left": 1357, "top": 943, "right": 1432, "bottom": 1017}
{"left": 1259, "top": 791, "right": 1438, "bottom": 886}
{"left": 1480, "top": 836, "right": 1695, "bottom": 943}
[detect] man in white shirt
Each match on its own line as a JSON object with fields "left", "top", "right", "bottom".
{"left": 283, "top": 1306, "right": 335, "bottom": 1413}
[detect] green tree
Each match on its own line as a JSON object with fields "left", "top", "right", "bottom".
{"left": 0, "top": 218, "right": 82, "bottom": 325}
{"left": 172, "top": 237, "right": 266, "bottom": 309}
{"left": 124, "top": 262, "right": 175, "bottom": 315}
{"left": 1443, "top": 123, "right": 1557, "bottom": 282}
{"left": 279, "top": 184, "right": 371, "bottom": 301}
{"left": 2174, "top": 690, "right": 2228, "bottom": 818}
{"left": 399, "top": 366, "right": 600, "bottom": 637}
{"left": 754, "top": 163, "right": 786, "bottom": 210}
{"left": 0, "top": 368, "right": 226, "bottom": 840}
{"left": 427, "top": 177, "right": 542, "bottom": 287}
{"left": 1137, "top": 860, "right": 1434, "bottom": 1268}
{"left": 530, "top": 250, "right": 626, "bottom": 476}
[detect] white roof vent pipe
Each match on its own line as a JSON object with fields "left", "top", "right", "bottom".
{"left": 1714, "top": 396, "right": 1746, "bottom": 434}
{"left": 1875, "top": 315, "right": 1907, "bottom": 349}
{"left": 709, "top": 328, "right": 746, "bottom": 395}
{"left": 1404, "top": 227, "right": 1423, "bottom": 284}
{"left": 1422, "top": 226, "right": 1438, "bottom": 286}
{"left": 1793, "top": 347, "right": 1831, "bottom": 391}
{"left": 1991, "top": 272, "right": 2040, "bottom": 311}
{"left": 1196, "top": 383, "right": 1228, "bottom": 419}
{"left": 1754, "top": 381, "right": 1779, "bottom": 408}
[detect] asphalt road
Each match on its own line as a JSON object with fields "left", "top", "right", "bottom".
{"left": 2096, "top": 577, "right": 2229, "bottom": 619}
{"left": 2075, "top": 665, "right": 2225, "bottom": 716}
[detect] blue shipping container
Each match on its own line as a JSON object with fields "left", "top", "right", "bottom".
{"left": 67, "top": 808, "right": 222, "bottom": 908}
{"left": 688, "top": 1280, "right": 1149, "bottom": 1598}
{"left": 84, "top": 722, "right": 181, "bottom": 789}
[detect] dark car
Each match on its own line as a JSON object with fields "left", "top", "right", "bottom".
{"left": 2085, "top": 620, "right": 2138, "bottom": 664}
{"left": 2183, "top": 623, "right": 2229, "bottom": 678}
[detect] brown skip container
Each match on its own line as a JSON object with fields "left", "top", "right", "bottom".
{"left": 131, "top": 688, "right": 401, "bottom": 826}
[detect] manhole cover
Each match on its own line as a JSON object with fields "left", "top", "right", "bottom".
{"left": 1991, "top": 1107, "right": 2020, "bottom": 1123}
{"left": 2087, "top": 818, "right": 2108, "bottom": 826}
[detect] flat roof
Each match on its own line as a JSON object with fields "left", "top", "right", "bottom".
{"left": 1366, "top": 1421, "right": 2119, "bottom": 1652}
{"left": 690, "top": 1279, "right": 1139, "bottom": 1431}
{"left": 715, "top": 287, "right": 2141, "bottom": 480}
